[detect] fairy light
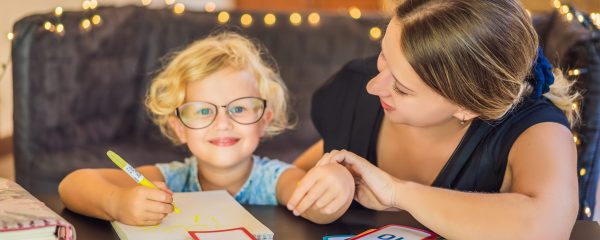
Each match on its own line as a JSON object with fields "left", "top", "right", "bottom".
{"left": 81, "top": 19, "right": 91, "bottom": 30}
{"left": 240, "top": 14, "right": 253, "bottom": 27}
{"left": 56, "top": 23, "right": 65, "bottom": 34}
{"left": 580, "top": 168, "right": 587, "bottom": 176}
{"left": 264, "top": 13, "right": 276, "bottom": 26}
{"left": 289, "top": 12, "right": 302, "bottom": 26}
{"left": 308, "top": 12, "right": 320, "bottom": 26}
{"left": 92, "top": 14, "right": 102, "bottom": 25}
{"left": 369, "top": 27, "right": 382, "bottom": 40}
{"left": 349, "top": 7, "right": 361, "bottom": 19}
{"left": 55, "top": 7, "right": 63, "bottom": 17}
{"left": 553, "top": 0, "right": 562, "bottom": 9}
{"left": 577, "top": 13, "right": 585, "bottom": 23}
{"left": 572, "top": 102, "right": 579, "bottom": 111}
{"left": 7, "top": 32, "right": 14, "bottom": 41}
{"left": 573, "top": 134, "right": 581, "bottom": 145}
{"left": 560, "top": 5, "right": 570, "bottom": 14}
{"left": 585, "top": 206, "right": 592, "bottom": 218}
{"left": 217, "top": 11, "right": 230, "bottom": 24}
{"left": 205, "top": 2, "right": 216, "bottom": 13}
{"left": 89, "top": 0, "right": 98, "bottom": 10}
{"left": 568, "top": 69, "right": 582, "bottom": 76}
{"left": 141, "top": 0, "right": 152, "bottom": 6}
{"left": 566, "top": 12, "right": 574, "bottom": 21}
{"left": 164, "top": 0, "right": 175, "bottom": 5}
{"left": 82, "top": 0, "right": 91, "bottom": 10}
{"left": 44, "top": 21, "right": 53, "bottom": 31}
{"left": 173, "top": 3, "right": 185, "bottom": 15}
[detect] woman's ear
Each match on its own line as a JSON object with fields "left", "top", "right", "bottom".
{"left": 168, "top": 116, "right": 187, "bottom": 144}
{"left": 452, "top": 108, "right": 479, "bottom": 123}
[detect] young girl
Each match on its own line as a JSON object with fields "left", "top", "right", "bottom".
{"left": 59, "top": 32, "right": 354, "bottom": 225}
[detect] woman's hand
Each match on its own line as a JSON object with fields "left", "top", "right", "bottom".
{"left": 286, "top": 163, "right": 355, "bottom": 217}
{"left": 317, "top": 150, "right": 402, "bottom": 210}
{"left": 108, "top": 181, "right": 174, "bottom": 226}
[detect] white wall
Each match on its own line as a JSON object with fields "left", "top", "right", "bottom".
{"left": 0, "top": 0, "right": 234, "bottom": 139}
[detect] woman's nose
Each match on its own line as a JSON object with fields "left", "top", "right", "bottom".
{"left": 366, "top": 70, "right": 392, "bottom": 97}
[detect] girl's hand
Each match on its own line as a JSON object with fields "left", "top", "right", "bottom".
{"left": 317, "top": 150, "right": 401, "bottom": 210}
{"left": 286, "top": 163, "right": 355, "bottom": 216}
{"left": 109, "top": 181, "right": 174, "bottom": 226}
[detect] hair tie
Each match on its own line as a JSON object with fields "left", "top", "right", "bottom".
{"left": 528, "top": 47, "right": 555, "bottom": 99}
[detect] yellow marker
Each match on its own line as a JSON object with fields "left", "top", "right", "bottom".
{"left": 106, "top": 150, "right": 181, "bottom": 213}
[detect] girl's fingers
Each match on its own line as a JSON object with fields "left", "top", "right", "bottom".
{"left": 154, "top": 181, "right": 174, "bottom": 195}
{"left": 315, "top": 152, "right": 331, "bottom": 167}
{"left": 314, "top": 188, "right": 336, "bottom": 209}
{"left": 323, "top": 193, "right": 347, "bottom": 214}
{"left": 145, "top": 200, "right": 174, "bottom": 214}
{"left": 292, "top": 180, "right": 327, "bottom": 216}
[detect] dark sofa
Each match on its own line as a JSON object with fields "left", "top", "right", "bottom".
{"left": 12, "top": 6, "right": 600, "bottom": 220}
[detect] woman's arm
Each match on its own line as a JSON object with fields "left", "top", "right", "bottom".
{"left": 277, "top": 164, "right": 354, "bottom": 224}
{"left": 319, "top": 122, "right": 578, "bottom": 239}
{"left": 58, "top": 166, "right": 172, "bottom": 225}
{"left": 293, "top": 139, "right": 324, "bottom": 171}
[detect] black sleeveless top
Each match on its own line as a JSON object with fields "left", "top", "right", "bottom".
{"left": 312, "top": 56, "right": 570, "bottom": 192}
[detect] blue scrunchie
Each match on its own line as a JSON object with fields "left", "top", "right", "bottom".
{"left": 529, "top": 47, "right": 555, "bottom": 99}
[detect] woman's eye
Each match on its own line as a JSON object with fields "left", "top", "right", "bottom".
{"left": 392, "top": 84, "right": 408, "bottom": 96}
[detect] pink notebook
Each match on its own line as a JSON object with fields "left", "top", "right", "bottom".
{"left": 0, "top": 178, "right": 76, "bottom": 240}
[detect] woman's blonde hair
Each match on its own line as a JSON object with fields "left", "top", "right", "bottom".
{"left": 394, "top": 0, "right": 580, "bottom": 126}
{"left": 145, "top": 32, "right": 292, "bottom": 144}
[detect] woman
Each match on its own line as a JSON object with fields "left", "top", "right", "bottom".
{"left": 289, "top": 0, "right": 580, "bottom": 239}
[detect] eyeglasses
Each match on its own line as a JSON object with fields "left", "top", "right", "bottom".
{"left": 175, "top": 97, "right": 267, "bottom": 129}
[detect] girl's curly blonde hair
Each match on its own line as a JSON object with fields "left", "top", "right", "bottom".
{"left": 145, "top": 32, "right": 292, "bottom": 145}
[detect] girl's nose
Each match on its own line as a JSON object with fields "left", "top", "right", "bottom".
{"left": 212, "top": 108, "right": 234, "bottom": 130}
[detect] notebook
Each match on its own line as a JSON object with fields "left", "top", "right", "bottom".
{"left": 0, "top": 178, "right": 76, "bottom": 240}
{"left": 111, "top": 190, "right": 274, "bottom": 240}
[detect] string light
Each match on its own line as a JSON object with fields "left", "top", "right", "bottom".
{"left": 56, "top": 23, "right": 65, "bottom": 34}
{"left": 54, "top": 7, "right": 63, "bottom": 17}
{"left": 240, "top": 14, "right": 253, "bottom": 27}
{"left": 349, "top": 7, "right": 361, "bottom": 19}
{"left": 580, "top": 168, "right": 587, "bottom": 176}
{"left": 560, "top": 5, "right": 570, "bottom": 15}
{"left": 369, "top": 27, "right": 382, "bottom": 40}
{"left": 308, "top": 12, "right": 320, "bottom": 26}
{"left": 289, "top": 12, "right": 302, "bottom": 26}
{"left": 217, "top": 11, "right": 230, "bottom": 24}
{"left": 141, "top": 0, "right": 152, "bottom": 6}
{"left": 264, "top": 13, "right": 276, "bottom": 26}
{"left": 164, "top": 0, "right": 175, "bottom": 5}
{"left": 173, "top": 3, "right": 185, "bottom": 15}
{"left": 82, "top": 0, "right": 91, "bottom": 10}
{"left": 573, "top": 134, "right": 581, "bottom": 145}
{"left": 577, "top": 13, "right": 585, "bottom": 23}
{"left": 572, "top": 102, "right": 579, "bottom": 111}
{"left": 566, "top": 12, "right": 574, "bottom": 21}
{"left": 81, "top": 19, "right": 92, "bottom": 30}
{"left": 89, "top": 0, "right": 98, "bottom": 10}
{"left": 584, "top": 206, "right": 592, "bottom": 218}
{"left": 6, "top": 32, "right": 14, "bottom": 41}
{"left": 568, "top": 69, "right": 582, "bottom": 76}
{"left": 205, "top": 2, "right": 216, "bottom": 13}
{"left": 553, "top": 0, "right": 562, "bottom": 9}
{"left": 92, "top": 14, "right": 102, "bottom": 25}
{"left": 43, "top": 21, "right": 53, "bottom": 31}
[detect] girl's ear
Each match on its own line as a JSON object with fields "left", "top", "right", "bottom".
{"left": 168, "top": 116, "right": 187, "bottom": 143}
{"left": 260, "top": 109, "right": 273, "bottom": 137}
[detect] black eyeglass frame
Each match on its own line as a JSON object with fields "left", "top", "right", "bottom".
{"left": 175, "top": 96, "right": 267, "bottom": 129}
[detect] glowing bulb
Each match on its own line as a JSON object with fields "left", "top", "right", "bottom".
{"left": 572, "top": 103, "right": 579, "bottom": 111}
{"left": 580, "top": 168, "right": 587, "bottom": 176}
{"left": 308, "top": 12, "right": 320, "bottom": 26}
{"left": 141, "top": 0, "right": 152, "bottom": 6}
{"left": 553, "top": 0, "right": 562, "bottom": 9}
{"left": 560, "top": 5, "right": 570, "bottom": 15}
{"left": 173, "top": 3, "right": 185, "bottom": 15}
{"left": 289, "top": 12, "right": 302, "bottom": 26}
{"left": 205, "top": 2, "right": 216, "bottom": 13}
{"left": 44, "top": 21, "right": 53, "bottom": 30}
{"left": 55, "top": 7, "right": 63, "bottom": 17}
{"left": 92, "top": 14, "right": 102, "bottom": 25}
{"left": 369, "top": 27, "right": 382, "bottom": 40}
{"left": 568, "top": 69, "right": 581, "bottom": 76}
{"left": 7, "top": 32, "right": 14, "bottom": 41}
{"left": 81, "top": 19, "right": 91, "bottom": 30}
{"left": 164, "top": 0, "right": 175, "bottom": 5}
{"left": 577, "top": 14, "right": 584, "bottom": 23}
{"left": 217, "top": 11, "right": 230, "bottom": 24}
{"left": 82, "top": 0, "right": 91, "bottom": 10}
{"left": 90, "top": 0, "right": 98, "bottom": 10}
{"left": 264, "top": 13, "right": 276, "bottom": 26}
{"left": 566, "top": 13, "right": 574, "bottom": 21}
{"left": 573, "top": 134, "right": 580, "bottom": 145}
{"left": 349, "top": 7, "right": 361, "bottom": 19}
{"left": 56, "top": 23, "right": 65, "bottom": 33}
{"left": 241, "top": 14, "right": 253, "bottom": 27}
{"left": 584, "top": 207, "right": 592, "bottom": 218}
